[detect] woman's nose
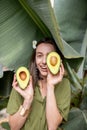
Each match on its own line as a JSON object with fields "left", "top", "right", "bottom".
{"left": 42, "top": 56, "right": 47, "bottom": 64}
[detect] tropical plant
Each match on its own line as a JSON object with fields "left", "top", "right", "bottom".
{"left": 0, "top": 0, "right": 87, "bottom": 129}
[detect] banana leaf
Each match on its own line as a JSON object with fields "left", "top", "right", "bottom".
{"left": 0, "top": 0, "right": 46, "bottom": 71}
{"left": 19, "top": 0, "right": 87, "bottom": 70}
{"left": 54, "top": 0, "right": 87, "bottom": 78}
{"left": 77, "top": 29, "right": 87, "bottom": 78}
{"left": 61, "top": 108, "right": 87, "bottom": 130}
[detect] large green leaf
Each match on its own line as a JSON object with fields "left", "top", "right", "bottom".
{"left": 65, "top": 62, "right": 82, "bottom": 91}
{"left": 19, "top": 0, "right": 86, "bottom": 70}
{"left": 77, "top": 29, "right": 87, "bottom": 78}
{"left": 0, "top": 0, "right": 44, "bottom": 70}
{"left": 54, "top": 0, "right": 87, "bottom": 73}
{"left": 54, "top": 0, "right": 87, "bottom": 49}
{"left": 61, "top": 108, "right": 87, "bottom": 130}
{"left": 18, "top": 0, "right": 51, "bottom": 37}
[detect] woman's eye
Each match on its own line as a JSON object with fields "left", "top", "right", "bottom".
{"left": 37, "top": 55, "right": 42, "bottom": 58}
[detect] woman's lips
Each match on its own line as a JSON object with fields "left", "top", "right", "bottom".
{"left": 41, "top": 67, "right": 47, "bottom": 72}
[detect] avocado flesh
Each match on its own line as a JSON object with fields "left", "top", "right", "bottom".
{"left": 47, "top": 52, "right": 61, "bottom": 75}
{"left": 16, "top": 66, "right": 30, "bottom": 89}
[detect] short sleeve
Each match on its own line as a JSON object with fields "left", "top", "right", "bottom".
{"left": 55, "top": 78, "right": 71, "bottom": 121}
{"left": 6, "top": 88, "right": 23, "bottom": 115}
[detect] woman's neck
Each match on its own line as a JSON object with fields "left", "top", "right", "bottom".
{"left": 38, "top": 78, "right": 47, "bottom": 98}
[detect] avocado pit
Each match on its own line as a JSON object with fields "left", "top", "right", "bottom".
{"left": 19, "top": 71, "right": 27, "bottom": 81}
{"left": 47, "top": 52, "right": 61, "bottom": 75}
{"left": 16, "top": 66, "right": 30, "bottom": 89}
{"left": 50, "top": 56, "right": 57, "bottom": 66}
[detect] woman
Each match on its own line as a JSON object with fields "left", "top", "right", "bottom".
{"left": 7, "top": 37, "right": 71, "bottom": 130}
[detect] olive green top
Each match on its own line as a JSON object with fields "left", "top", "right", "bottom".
{"left": 7, "top": 77, "right": 71, "bottom": 130}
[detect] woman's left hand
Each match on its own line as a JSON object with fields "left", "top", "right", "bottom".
{"left": 47, "top": 63, "right": 65, "bottom": 86}
{"left": 12, "top": 74, "right": 34, "bottom": 101}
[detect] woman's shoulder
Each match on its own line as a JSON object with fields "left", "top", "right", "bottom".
{"left": 9, "top": 88, "right": 23, "bottom": 100}
{"left": 55, "top": 77, "right": 71, "bottom": 93}
{"left": 62, "top": 77, "right": 70, "bottom": 86}
{"left": 55, "top": 77, "right": 71, "bottom": 101}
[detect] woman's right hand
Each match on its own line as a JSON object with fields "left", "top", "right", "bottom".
{"left": 47, "top": 63, "right": 65, "bottom": 86}
{"left": 12, "top": 74, "right": 34, "bottom": 102}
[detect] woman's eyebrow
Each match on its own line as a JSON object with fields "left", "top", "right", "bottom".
{"left": 36, "top": 52, "right": 43, "bottom": 54}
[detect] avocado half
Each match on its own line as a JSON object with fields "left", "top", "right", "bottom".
{"left": 47, "top": 52, "right": 61, "bottom": 75}
{"left": 16, "top": 66, "right": 30, "bottom": 89}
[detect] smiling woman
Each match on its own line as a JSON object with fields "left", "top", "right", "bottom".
{"left": 7, "top": 37, "right": 71, "bottom": 130}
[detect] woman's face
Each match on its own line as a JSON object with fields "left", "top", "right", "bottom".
{"left": 35, "top": 43, "right": 55, "bottom": 77}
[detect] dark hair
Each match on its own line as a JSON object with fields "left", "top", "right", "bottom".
{"left": 29, "top": 37, "right": 64, "bottom": 87}
{"left": 36, "top": 37, "right": 58, "bottom": 51}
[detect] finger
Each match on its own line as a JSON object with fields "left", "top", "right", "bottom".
{"left": 12, "top": 74, "right": 17, "bottom": 83}
{"left": 60, "top": 63, "right": 65, "bottom": 75}
{"left": 12, "top": 74, "right": 16, "bottom": 83}
{"left": 58, "top": 66, "right": 64, "bottom": 80}
{"left": 13, "top": 86, "right": 24, "bottom": 95}
{"left": 13, "top": 73, "right": 16, "bottom": 79}
{"left": 29, "top": 76, "right": 33, "bottom": 85}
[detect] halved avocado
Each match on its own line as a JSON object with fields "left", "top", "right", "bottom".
{"left": 47, "top": 52, "right": 61, "bottom": 75}
{"left": 16, "top": 66, "right": 30, "bottom": 89}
